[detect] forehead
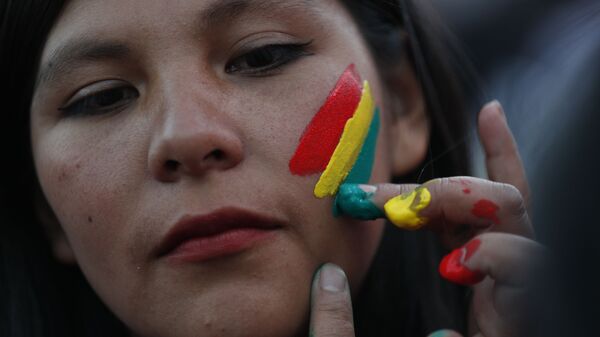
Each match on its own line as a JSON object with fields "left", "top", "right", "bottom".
{"left": 39, "top": 0, "right": 332, "bottom": 67}
{"left": 46, "top": 0, "right": 319, "bottom": 41}
{"left": 35, "top": 0, "right": 363, "bottom": 92}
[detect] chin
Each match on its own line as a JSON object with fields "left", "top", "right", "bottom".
{"left": 121, "top": 248, "right": 315, "bottom": 337}
{"left": 127, "top": 284, "right": 310, "bottom": 337}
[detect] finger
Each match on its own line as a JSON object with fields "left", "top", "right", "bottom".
{"left": 440, "top": 233, "right": 544, "bottom": 336}
{"left": 309, "top": 263, "right": 355, "bottom": 337}
{"left": 461, "top": 233, "right": 543, "bottom": 286}
{"left": 335, "top": 177, "right": 533, "bottom": 242}
{"left": 426, "top": 329, "right": 463, "bottom": 337}
{"left": 478, "top": 101, "right": 530, "bottom": 207}
{"left": 439, "top": 233, "right": 543, "bottom": 287}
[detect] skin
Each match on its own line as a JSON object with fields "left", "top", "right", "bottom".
{"left": 30, "top": 1, "right": 430, "bottom": 336}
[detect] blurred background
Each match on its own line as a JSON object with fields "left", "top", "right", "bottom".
{"left": 431, "top": 0, "right": 600, "bottom": 335}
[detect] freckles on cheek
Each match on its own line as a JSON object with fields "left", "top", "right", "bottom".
{"left": 55, "top": 162, "right": 82, "bottom": 184}
{"left": 39, "top": 157, "right": 94, "bottom": 224}
{"left": 38, "top": 146, "right": 130, "bottom": 231}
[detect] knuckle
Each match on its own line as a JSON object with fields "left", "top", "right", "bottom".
{"left": 429, "top": 177, "right": 451, "bottom": 195}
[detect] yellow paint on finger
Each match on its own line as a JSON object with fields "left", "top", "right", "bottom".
{"left": 384, "top": 187, "right": 431, "bottom": 230}
{"left": 314, "top": 81, "right": 375, "bottom": 198}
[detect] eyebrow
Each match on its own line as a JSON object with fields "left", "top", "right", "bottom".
{"left": 36, "top": 0, "right": 314, "bottom": 89}
{"left": 36, "top": 40, "right": 131, "bottom": 89}
{"left": 198, "top": 0, "right": 314, "bottom": 30}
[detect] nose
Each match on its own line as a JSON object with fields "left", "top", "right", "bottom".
{"left": 148, "top": 96, "right": 244, "bottom": 183}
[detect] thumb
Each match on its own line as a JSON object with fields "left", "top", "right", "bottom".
{"left": 309, "top": 263, "right": 355, "bottom": 337}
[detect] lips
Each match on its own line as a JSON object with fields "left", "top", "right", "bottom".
{"left": 155, "top": 207, "right": 284, "bottom": 263}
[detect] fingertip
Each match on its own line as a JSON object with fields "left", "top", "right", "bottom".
{"left": 318, "top": 263, "right": 348, "bottom": 293}
{"left": 427, "top": 329, "right": 463, "bottom": 337}
{"left": 439, "top": 242, "right": 486, "bottom": 286}
{"left": 335, "top": 183, "right": 385, "bottom": 220}
{"left": 479, "top": 100, "right": 507, "bottom": 131}
{"left": 480, "top": 99, "right": 505, "bottom": 122}
{"left": 478, "top": 99, "right": 516, "bottom": 157}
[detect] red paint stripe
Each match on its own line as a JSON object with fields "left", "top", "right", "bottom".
{"left": 289, "top": 64, "right": 362, "bottom": 175}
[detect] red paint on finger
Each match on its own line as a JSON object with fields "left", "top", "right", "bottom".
{"left": 462, "top": 188, "right": 471, "bottom": 194}
{"left": 289, "top": 65, "right": 362, "bottom": 175}
{"left": 463, "top": 238, "right": 481, "bottom": 261}
{"left": 471, "top": 199, "right": 500, "bottom": 224}
{"left": 439, "top": 246, "right": 485, "bottom": 286}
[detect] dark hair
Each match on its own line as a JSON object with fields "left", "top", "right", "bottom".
{"left": 1, "top": 1, "right": 473, "bottom": 336}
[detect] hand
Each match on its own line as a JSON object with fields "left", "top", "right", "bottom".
{"left": 330, "top": 101, "right": 544, "bottom": 336}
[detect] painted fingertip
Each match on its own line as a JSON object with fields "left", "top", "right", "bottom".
{"left": 335, "top": 183, "right": 385, "bottom": 220}
{"left": 383, "top": 186, "right": 431, "bottom": 230}
{"left": 357, "top": 184, "right": 377, "bottom": 193}
{"left": 439, "top": 240, "right": 485, "bottom": 286}
{"left": 427, "top": 329, "right": 459, "bottom": 337}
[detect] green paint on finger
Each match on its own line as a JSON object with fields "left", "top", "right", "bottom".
{"left": 428, "top": 330, "right": 453, "bottom": 337}
{"left": 334, "top": 183, "right": 384, "bottom": 220}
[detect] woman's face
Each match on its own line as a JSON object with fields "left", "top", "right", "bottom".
{"left": 30, "top": 1, "right": 405, "bottom": 336}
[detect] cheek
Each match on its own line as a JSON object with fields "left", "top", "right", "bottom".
{"left": 33, "top": 122, "right": 147, "bottom": 272}
{"left": 274, "top": 64, "right": 391, "bottom": 283}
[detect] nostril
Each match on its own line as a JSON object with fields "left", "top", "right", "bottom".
{"left": 204, "top": 149, "right": 225, "bottom": 161}
{"left": 165, "top": 160, "right": 180, "bottom": 172}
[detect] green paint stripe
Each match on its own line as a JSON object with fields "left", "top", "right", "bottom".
{"left": 344, "top": 108, "right": 380, "bottom": 184}
{"left": 333, "top": 108, "right": 381, "bottom": 216}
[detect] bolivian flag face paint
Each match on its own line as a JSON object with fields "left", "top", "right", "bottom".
{"left": 289, "top": 64, "right": 380, "bottom": 199}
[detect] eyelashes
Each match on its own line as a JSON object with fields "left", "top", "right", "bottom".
{"left": 225, "top": 41, "right": 313, "bottom": 76}
{"left": 59, "top": 84, "right": 139, "bottom": 118}
{"left": 58, "top": 41, "right": 313, "bottom": 118}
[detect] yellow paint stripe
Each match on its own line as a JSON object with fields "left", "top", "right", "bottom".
{"left": 314, "top": 81, "right": 375, "bottom": 198}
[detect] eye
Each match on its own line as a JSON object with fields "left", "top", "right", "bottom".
{"left": 225, "top": 41, "right": 313, "bottom": 76}
{"left": 59, "top": 81, "right": 139, "bottom": 118}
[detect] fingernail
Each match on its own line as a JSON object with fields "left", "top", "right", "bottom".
{"left": 335, "top": 183, "right": 385, "bottom": 220}
{"left": 484, "top": 99, "right": 506, "bottom": 120}
{"left": 319, "top": 263, "right": 347, "bottom": 293}
{"left": 383, "top": 186, "right": 431, "bottom": 230}
{"left": 484, "top": 99, "right": 500, "bottom": 110}
{"left": 439, "top": 241, "right": 485, "bottom": 286}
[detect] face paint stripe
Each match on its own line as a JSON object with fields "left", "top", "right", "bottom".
{"left": 343, "top": 108, "right": 380, "bottom": 185}
{"left": 331, "top": 109, "right": 380, "bottom": 216}
{"left": 313, "top": 81, "right": 375, "bottom": 198}
{"left": 289, "top": 65, "right": 362, "bottom": 175}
